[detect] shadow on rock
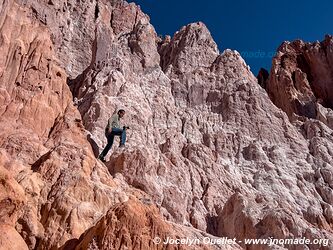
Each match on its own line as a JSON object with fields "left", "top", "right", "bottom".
{"left": 87, "top": 134, "right": 100, "bottom": 158}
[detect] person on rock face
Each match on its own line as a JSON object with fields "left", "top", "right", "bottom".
{"left": 98, "top": 109, "right": 129, "bottom": 162}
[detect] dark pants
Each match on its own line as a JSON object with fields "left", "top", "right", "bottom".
{"left": 100, "top": 128, "right": 126, "bottom": 157}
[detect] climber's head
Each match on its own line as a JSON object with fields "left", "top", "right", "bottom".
{"left": 118, "top": 109, "right": 125, "bottom": 118}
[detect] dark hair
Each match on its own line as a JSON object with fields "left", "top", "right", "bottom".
{"left": 118, "top": 109, "right": 125, "bottom": 114}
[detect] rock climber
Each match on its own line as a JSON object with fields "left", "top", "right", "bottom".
{"left": 98, "top": 109, "right": 129, "bottom": 162}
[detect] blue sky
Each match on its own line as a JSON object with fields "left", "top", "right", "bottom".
{"left": 129, "top": 0, "right": 333, "bottom": 75}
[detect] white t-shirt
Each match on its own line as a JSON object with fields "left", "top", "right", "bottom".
{"left": 107, "top": 114, "right": 121, "bottom": 130}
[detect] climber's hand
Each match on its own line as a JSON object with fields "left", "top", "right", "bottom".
{"left": 123, "top": 126, "right": 130, "bottom": 129}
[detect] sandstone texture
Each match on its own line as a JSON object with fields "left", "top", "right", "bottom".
{"left": 74, "top": 197, "right": 240, "bottom": 250}
{"left": 1, "top": 0, "right": 333, "bottom": 249}
{"left": 0, "top": 0, "right": 129, "bottom": 248}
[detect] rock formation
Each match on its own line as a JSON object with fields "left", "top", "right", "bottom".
{"left": 257, "top": 68, "right": 269, "bottom": 89}
{"left": 266, "top": 36, "right": 333, "bottom": 128}
{"left": 1, "top": 0, "right": 333, "bottom": 249}
{"left": 0, "top": 1, "right": 222, "bottom": 249}
{"left": 0, "top": 0, "right": 129, "bottom": 248}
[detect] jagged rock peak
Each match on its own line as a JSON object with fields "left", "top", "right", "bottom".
{"left": 159, "top": 21, "right": 219, "bottom": 73}
{"left": 267, "top": 35, "right": 333, "bottom": 127}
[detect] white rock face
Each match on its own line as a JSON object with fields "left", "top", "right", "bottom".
{"left": 65, "top": 1, "right": 333, "bottom": 249}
